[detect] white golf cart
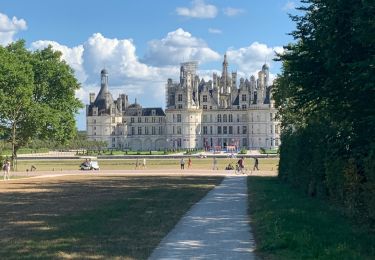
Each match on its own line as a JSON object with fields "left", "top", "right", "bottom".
{"left": 79, "top": 157, "right": 100, "bottom": 171}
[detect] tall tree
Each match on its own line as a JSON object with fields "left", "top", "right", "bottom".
{"left": 0, "top": 41, "right": 83, "bottom": 164}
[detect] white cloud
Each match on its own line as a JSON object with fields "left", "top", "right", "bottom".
{"left": 226, "top": 42, "right": 283, "bottom": 78}
{"left": 282, "top": 1, "right": 296, "bottom": 11}
{"left": 223, "top": 7, "right": 245, "bottom": 17}
{"left": 176, "top": 0, "right": 218, "bottom": 19}
{"left": 143, "top": 28, "right": 221, "bottom": 66}
{"left": 208, "top": 28, "right": 222, "bottom": 34}
{"left": 0, "top": 12, "right": 27, "bottom": 45}
{"left": 30, "top": 40, "right": 87, "bottom": 83}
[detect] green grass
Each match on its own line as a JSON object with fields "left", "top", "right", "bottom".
{"left": 0, "top": 175, "right": 223, "bottom": 259}
{"left": 14, "top": 157, "right": 279, "bottom": 172}
{"left": 247, "top": 177, "right": 375, "bottom": 259}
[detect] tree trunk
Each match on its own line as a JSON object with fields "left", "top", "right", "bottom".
{"left": 11, "top": 122, "right": 17, "bottom": 170}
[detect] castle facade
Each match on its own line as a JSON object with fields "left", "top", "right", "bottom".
{"left": 86, "top": 55, "right": 280, "bottom": 151}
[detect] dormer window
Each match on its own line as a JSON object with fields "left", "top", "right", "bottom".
{"left": 152, "top": 109, "right": 156, "bottom": 116}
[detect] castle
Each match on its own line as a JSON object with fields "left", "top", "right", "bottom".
{"left": 86, "top": 55, "right": 280, "bottom": 151}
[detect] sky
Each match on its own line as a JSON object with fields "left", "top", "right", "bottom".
{"left": 0, "top": 0, "right": 300, "bottom": 130}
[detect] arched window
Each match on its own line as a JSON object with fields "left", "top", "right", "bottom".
{"left": 223, "top": 114, "right": 227, "bottom": 122}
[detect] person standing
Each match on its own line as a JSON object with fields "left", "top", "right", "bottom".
{"left": 142, "top": 158, "right": 146, "bottom": 169}
{"left": 212, "top": 157, "right": 218, "bottom": 170}
{"left": 253, "top": 157, "right": 259, "bottom": 171}
{"left": 180, "top": 158, "right": 185, "bottom": 170}
{"left": 135, "top": 158, "right": 139, "bottom": 169}
{"left": 3, "top": 159, "right": 11, "bottom": 180}
{"left": 188, "top": 157, "right": 192, "bottom": 169}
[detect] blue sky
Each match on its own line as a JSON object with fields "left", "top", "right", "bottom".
{"left": 0, "top": 0, "right": 300, "bottom": 130}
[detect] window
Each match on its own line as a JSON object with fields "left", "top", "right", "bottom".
{"left": 237, "top": 114, "right": 240, "bottom": 122}
{"left": 210, "top": 126, "right": 213, "bottom": 134}
{"left": 145, "top": 127, "right": 149, "bottom": 135}
{"left": 152, "top": 117, "right": 156, "bottom": 123}
{"left": 145, "top": 117, "right": 149, "bottom": 123}
{"left": 152, "top": 126, "right": 156, "bottom": 135}
{"left": 203, "top": 105, "right": 207, "bottom": 110}
{"left": 237, "top": 126, "right": 240, "bottom": 134}
{"left": 158, "top": 126, "right": 163, "bottom": 135}
{"left": 242, "top": 126, "right": 247, "bottom": 134}
{"left": 218, "top": 126, "right": 222, "bottom": 134}
{"left": 177, "top": 126, "right": 182, "bottom": 134}
{"left": 228, "top": 114, "right": 233, "bottom": 122}
{"left": 223, "top": 126, "right": 227, "bottom": 134}
{"left": 203, "top": 115, "right": 208, "bottom": 122}
{"left": 217, "top": 114, "right": 222, "bottom": 122}
{"left": 270, "top": 125, "right": 273, "bottom": 134}
{"left": 242, "top": 104, "right": 247, "bottom": 109}
{"left": 94, "top": 126, "right": 96, "bottom": 130}
{"left": 138, "top": 117, "right": 141, "bottom": 123}
{"left": 275, "top": 139, "right": 279, "bottom": 146}
{"left": 275, "top": 125, "right": 279, "bottom": 134}
{"left": 178, "top": 94, "right": 183, "bottom": 102}
{"left": 177, "top": 114, "right": 182, "bottom": 122}
{"left": 229, "top": 126, "right": 233, "bottom": 134}
{"left": 112, "top": 117, "right": 115, "bottom": 123}
{"left": 131, "top": 117, "right": 134, "bottom": 123}
{"left": 242, "top": 94, "right": 247, "bottom": 101}
{"left": 203, "top": 95, "right": 207, "bottom": 102}
{"left": 223, "top": 114, "right": 227, "bottom": 122}
{"left": 270, "top": 113, "right": 273, "bottom": 121}
{"left": 178, "top": 104, "right": 183, "bottom": 109}
{"left": 243, "top": 138, "right": 248, "bottom": 147}
{"left": 159, "top": 117, "right": 163, "bottom": 123}
{"left": 138, "top": 127, "right": 142, "bottom": 135}
{"left": 93, "top": 119, "right": 96, "bottom": 124}
{"left": 152, "top": 109, "right": 156, "bottom": 116}
{"left": 203, "top": 126, "right": 208, "bottom": 134}
{"left": 131, "top": 127, "right": 135, "bottom": 135}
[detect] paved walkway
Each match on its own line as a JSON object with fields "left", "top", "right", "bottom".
{"left": 149, "top": 176, "right": 256, "bottom": 260}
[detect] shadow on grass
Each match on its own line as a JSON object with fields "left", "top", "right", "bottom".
{"left": 0, "top": 176, "right": 223, "bottom": 259}
{"left": 247, "top": 176, "right": 375, "bottom": 260}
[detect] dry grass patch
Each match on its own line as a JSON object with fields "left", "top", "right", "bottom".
{"left": 0, "top": 175, "right": 223, "bottom": 259}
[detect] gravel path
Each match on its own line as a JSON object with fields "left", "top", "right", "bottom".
{"left": 149, "top": 175, "right": 256, "bottom": 260}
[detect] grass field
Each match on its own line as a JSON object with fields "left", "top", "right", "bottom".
{"left": 0, "top": 175, "right": 223, "bottom": 259}
{"left": 14, "top": 157, "right": 279, "bottom": 172}
{"left": 247, "top": 177, "right": 375, "bottom": 259}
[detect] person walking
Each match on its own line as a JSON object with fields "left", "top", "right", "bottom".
{"left": 3, "top": 159, "right": 11, "bottom": 180}
{"left": 180, "top": 158, "right": 185, "bottom": 170}
{"left": 188, "top": 157, "right": 192, "bottom": 169}
{"left": 212, "top": 157, "right": 218, "bottom": 170}
{"left": 253, "top": 157, "right": 259, "bottom": 171}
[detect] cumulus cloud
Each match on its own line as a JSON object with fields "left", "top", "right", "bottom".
{"left": 143, "top": 28, "right": 221, "bottom": 66}
{"left": 226, "top": 42, "right": 283, "bottom": 78}
{"left": 282, "top": 1, "right": 296, "bottom": 11}
{"left": 176, "top": 0, "right": 218, "bottom": 19}
{"left": 208, "top": 28, "right": 222, "bottom": 34}
{"left": 30, "top": 40, "right": 87, "bottom": 83}
{"left": 223, "top": 7, "right": 245, "bottom": 17}
{"left": 0, "top": 12, "right": 27, "bottom": 45}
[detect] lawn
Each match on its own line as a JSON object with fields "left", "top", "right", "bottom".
{"left": 247, "top": 176, "right": 375, "bottom": 259}
{"left": 14, "top": 157, "right": 279, "bottom": 172}
{"left": 0, "top": 175, "right": 223, "bottom": 259}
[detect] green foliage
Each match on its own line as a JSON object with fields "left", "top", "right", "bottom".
{"left": 273, "top": 0, "right": 375, "bottom": 225}
{"left": 0, "top": 41, "right": 83, "bottom": 162}
{"left": 238, "top": 148, "right": 247, "bottom": 154}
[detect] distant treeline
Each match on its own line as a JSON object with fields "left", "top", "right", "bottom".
{"left": 274, "top": 0, "right": 374, "bottom": 226}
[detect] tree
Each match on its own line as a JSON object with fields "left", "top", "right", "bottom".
{"left": 0, "top": 41, "right": 83, "bottom": 165}
{"left": 273, "top": 0, "right": 375, "bottom": 223}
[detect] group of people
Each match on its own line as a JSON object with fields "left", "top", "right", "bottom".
{"left": 224, "top": 157, "right": 259, "bottom": 172}
{"left": 180, "top": 157, "right": 192, "bottom": 169}
{"left": 135, "top": 158, "right": 147, "bottom": 169}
